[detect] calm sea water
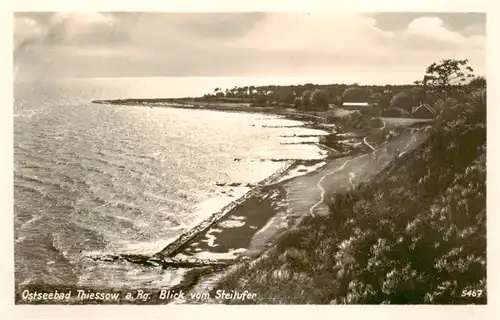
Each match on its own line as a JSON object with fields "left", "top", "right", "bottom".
{"left": 14, "top": 77, "right": 328, "bottom": 289}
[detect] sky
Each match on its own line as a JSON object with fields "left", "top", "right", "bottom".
{"left": 13, "top": 12, "right": 486, "bottom": 85}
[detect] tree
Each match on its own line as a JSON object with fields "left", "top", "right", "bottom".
{"left": 249, "top": 86, "right": 256, "bottom": 97}
{"left": 294, "top": 97, "right": 303, "bottom": 109}
{"left": 332, "top": 96, "right": 343, "bottom": 108}
{"left": 213, "top": 87, "right": 224, "bottom": 98}
{"left": 301, "top": 90, "right": 312, "bottom": 110}
{"left": 410, "top": 87, "right": 427, "bottom": 104}
{"left": 342, "top": 87, "right": 369, "bottom": 102}
{"left": 276, "top": 87, "right": 295, "bottom": 104}
{"left": 390, "top": 91, "right": 415, "bottom": 113}
{"left": 304, "top": 83, "right": 315, "bottom": 90}
{"left": 310, "top": 89, "right": 330, "bottom": 111}
{"left": 414, "top": 59, "right": 475, "bottom": 92}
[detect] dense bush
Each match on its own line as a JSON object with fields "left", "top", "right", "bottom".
{"left": 253, "top": 95, "right": 267, "bottom": 106}
{"left": 342, "top": 86, "right": 370, "bottom": 102}
{"left": 310, "top": 89, "right": 330, "bottom": 111}
{"left": 390, "top": 91, "right": 415, "bottom": 112}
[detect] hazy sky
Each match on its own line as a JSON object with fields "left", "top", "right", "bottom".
{"left": 13, "top": 12, "right": 486, "bottom": 84}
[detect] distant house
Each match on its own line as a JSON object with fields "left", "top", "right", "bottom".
{"left": 382, "top": 107, "right": 409, "bottom": 118}
{"left": 342, "top": 102, "right": 370, "bottom": 110}
{"left": 411, "top": 104, "right": 436, "bottom": 119}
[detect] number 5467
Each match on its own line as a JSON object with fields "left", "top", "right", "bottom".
{"left": 461, "top": 290, "right": 483, "bottom": 297}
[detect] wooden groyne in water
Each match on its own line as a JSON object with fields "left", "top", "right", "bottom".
{"left": 85, "top": 162, "right": 294, "bottom": 269}
{"left": 90, "top": 253, "right": 237, "bottom": 268}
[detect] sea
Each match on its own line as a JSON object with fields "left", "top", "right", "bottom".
{"left": 13, "top": 77, "right": 329, "bottom": 290}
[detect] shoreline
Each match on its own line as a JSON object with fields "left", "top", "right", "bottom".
{"left": 90, "top": 98, "right": 342, "bottom": 265}
{"left": 92, "top": 99, "right": 330, "bottom": 125}
{"left": 16, "top": 138, "right": 338, "bottom": 304}
{"left": 15, "top": 99, "right": 344, "bottom": 304}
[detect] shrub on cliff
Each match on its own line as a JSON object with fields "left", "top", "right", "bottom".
{"left": 327, "top": 91, "right": 486, "bottom": 304}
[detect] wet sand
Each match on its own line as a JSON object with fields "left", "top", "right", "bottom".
{"left": 173, "top": 184, "right": 287, "bottom": 259}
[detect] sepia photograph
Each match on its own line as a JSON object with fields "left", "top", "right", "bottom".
{"left": 11, "top": 9, "right": 487, "bottom": 308}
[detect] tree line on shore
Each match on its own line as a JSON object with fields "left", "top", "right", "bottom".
{"left": 201, "top": 59, "right": 486, "bottom": 118}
